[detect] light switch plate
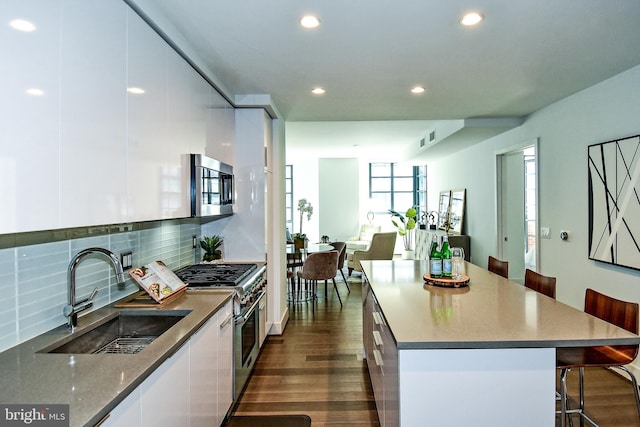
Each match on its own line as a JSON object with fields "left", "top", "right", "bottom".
{"left": 541, "top": 227, "right": 551, "bottom": 239}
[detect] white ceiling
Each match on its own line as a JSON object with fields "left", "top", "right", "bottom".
{"left": 129, "top": 0, "right": 640, "bottom": 159}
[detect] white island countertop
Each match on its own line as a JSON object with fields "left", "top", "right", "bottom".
{"left": 360, "top": 259, "right": 640, "bottom": 350}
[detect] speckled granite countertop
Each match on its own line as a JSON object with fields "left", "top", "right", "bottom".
{"left": 360, "top": 260, "right": 640, "bottom": 350}
{"left": 0, "top": 289, "right": 233, "bottom": 427}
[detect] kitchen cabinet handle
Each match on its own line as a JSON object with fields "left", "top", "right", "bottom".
{"left": 372, "top": 312, "right": 383, "bottom": 325}
{"left": 220, "top": 313, "right": 233, "bottom": 329}
{"left": 373, "top": 330, "right": 383, "bottom": 347}
{"left": 373, "top": 349, "right": 383, "bottom": 367}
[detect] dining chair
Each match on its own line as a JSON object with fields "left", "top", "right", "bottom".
{"left": 286, "top": 250, "right": 304, "bottom": 302}
{"left": 330, "top": 241, "right": 350, "bottom": 293}
{"left": 524, "top": 268, "right": 556, "bottom": 299}
{"left": 556, "top": 288, "right": 640, "bottom": 426}
{"left": 488, "top": 256, "right": 509, "bottom": 279}
{"left": 297, "top": 250, "right": 342, "bottom": 306}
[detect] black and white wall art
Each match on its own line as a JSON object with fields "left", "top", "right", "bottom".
{"left": 588, "top": 134, "right": 640, "bottom": 270}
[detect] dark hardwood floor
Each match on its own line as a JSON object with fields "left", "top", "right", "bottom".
{"left": 229, "top": 272, "right": 640, "bottom": 427}
{"left": 559, "top": 368, "right": 640, "bottom": 426}
{"left": 231, "top": 277, "right": 379, "bottom": 426}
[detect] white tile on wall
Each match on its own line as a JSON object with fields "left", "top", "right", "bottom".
{"left": 109, "top": 231, "right": 142, "bottom": 301}
{"left": 0, "top": 248, "right": 17, "bottom": 352}
{"left": 179, "top": 223, "right": 200, "bottom": 266}
{"left": 0, "top": 219, "right": 206, "bottom": 351}
{"left": 16, "top": 241, "right": 69, "bottom": 342}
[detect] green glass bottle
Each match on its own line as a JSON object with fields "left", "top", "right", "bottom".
{"left": 441, "top": 235, "right": 452, "bottom": 278}
{"left": 429, "top": 235, "right": 442, "bottom": 278}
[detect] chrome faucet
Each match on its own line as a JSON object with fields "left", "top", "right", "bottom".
{"left": 64, "top": 247, "right": 126, "bottom": 331}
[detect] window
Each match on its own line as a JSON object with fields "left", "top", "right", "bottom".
{"left": 285, "top": 165, "right": 294, "bottom": 235}
{"left": 369, "top": 163, "right": 427, "bottom": 216}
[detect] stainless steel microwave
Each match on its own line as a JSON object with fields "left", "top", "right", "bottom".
{"left": 189, "top": 154, "right": 234, "bottom": 217}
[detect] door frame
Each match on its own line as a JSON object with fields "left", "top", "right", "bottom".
{"left": 495, "top": 138, "right": 540, "bottom": 278}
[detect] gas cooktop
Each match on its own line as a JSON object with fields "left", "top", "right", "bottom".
{"left": 175, "top": 263, "right": 258, "bottom": 287}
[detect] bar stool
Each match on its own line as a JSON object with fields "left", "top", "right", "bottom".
{"left": 488, "top": 256, "right": 509, "bottom": 279}
{"left": 286, "top": 251, "right": 304, "bottom": 302}
{"left": 524, "top": 268, "right": 556, "bottom": 299}
{"left": 556, "top": 288, "right": 640, "bottom": 426}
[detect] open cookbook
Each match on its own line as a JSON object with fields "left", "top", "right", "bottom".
{"left": 128, "top": 261, "right": 187, "bottom": 303}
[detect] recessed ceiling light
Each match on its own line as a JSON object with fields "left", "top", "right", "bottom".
{"left": 10, "top": 19, "right": 36, "bottom": 32}
{"left": 127, "top": 87, "right": 145, "bottom": 94}
{"left": 26, "top": 88, "right": 44, "bottom": 96}
{"left": 460, "top": 12, "right": 483, "bottom": 26}
{"left": 300, "top": 15, "right": 321, "bottom": 29}
{"left": 311, "top": 87, "right": 325, "bottom": 95}
{"left": 411, "top": 86, "right": 425, "bottom": 94}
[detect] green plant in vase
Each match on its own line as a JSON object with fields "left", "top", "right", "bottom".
{"left": 389, "top": 206, "right": 418, "bottom": 257}
{"left": 200, "top": 235, "right": 223, "bottom": 262}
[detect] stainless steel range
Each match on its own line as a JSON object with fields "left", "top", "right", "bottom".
{"left": 175, "top": 262, "right": 266, "bottom": 401}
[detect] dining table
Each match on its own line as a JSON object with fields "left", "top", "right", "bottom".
{"left": 360, "top": 259, "right": 640, "bottom": 427}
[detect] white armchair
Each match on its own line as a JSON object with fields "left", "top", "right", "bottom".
{"left": 346, "top": 224, "right": 380, "bottom": 253}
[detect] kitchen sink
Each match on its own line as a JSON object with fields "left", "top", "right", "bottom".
{"left": 40, "top": 310, "right": 191, "bottom": 355}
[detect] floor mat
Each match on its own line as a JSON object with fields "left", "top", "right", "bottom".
{"left": 225, "top": 414, "right": 312, "bottom": 427}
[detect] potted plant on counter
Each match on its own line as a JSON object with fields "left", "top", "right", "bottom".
{"left": 389, "top": 206, "right": 417, "bottom": 259}
{"left": 291, "top": 233, "right": 307, "bottom": 251}
{"left": 200, "top": 235, "right": 223, "bottom": 263}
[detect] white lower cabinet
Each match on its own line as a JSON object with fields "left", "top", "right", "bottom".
{"left": 101, "top": 300, "right": 233, "bottom": 427}
{"left": 216, "top": 302, "right": 234, "bottom": 425}
{"left": 140, "top": 343, "right": 190, "bottom": 426}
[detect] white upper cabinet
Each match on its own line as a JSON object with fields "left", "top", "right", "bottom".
{"left": 0, "top": 1, "right": 63, "bottom": 233}
{"left": 59, "top": 0, "right": 127, "bottom": 228}
{"left": 126, "top": 9, "right": 171, "bottom": 222}
{"left": 206, "top": 90, "right": 235, "bottom": 166}
{"left": 0, "top": 1, "right": 236, "bottom": 233}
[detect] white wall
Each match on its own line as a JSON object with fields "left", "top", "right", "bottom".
{"left": 319, "top": 158, "right": 360, "bottom": 242}
{"left": 427, "top": 64, "right": 640, "bottom": 314}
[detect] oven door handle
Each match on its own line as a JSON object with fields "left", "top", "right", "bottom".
{"left": 236, "top": 292, "right": 263, "bottom": 324}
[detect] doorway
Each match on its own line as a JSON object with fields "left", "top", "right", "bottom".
{"left": 496, "top": 139, "right": 539, "bottom": 283}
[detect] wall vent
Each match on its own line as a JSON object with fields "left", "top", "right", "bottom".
{"left": 419, "top": 137, "right": 426, "bottom": 148}
{"left": 429, "top": 130, "right": 436, "bottom": 142}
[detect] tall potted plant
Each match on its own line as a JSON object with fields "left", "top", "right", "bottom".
{"left": 292, "top": 198, "right": 313, "bottom": 251}
{"left": 389, "top": 206, "right": 417, "bottom": 259}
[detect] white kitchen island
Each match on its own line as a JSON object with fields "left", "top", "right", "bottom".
{"left": 361, "top": 260, "right": 640, "bottom": 427}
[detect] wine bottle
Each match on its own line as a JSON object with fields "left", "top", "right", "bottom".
{"left": 429, "top": 235, "right": 442, "bottom": 278}
{"left": 441, "top": 235, "right": 452, "bottom": 278}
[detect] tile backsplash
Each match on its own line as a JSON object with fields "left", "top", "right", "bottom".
{"left": 0, "top": 220, "right": 201, "bottom": 352}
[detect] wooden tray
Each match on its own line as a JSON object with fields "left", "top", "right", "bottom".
{"left": 114, "top": 288, "right": 186, "bottom": 308}
{"left": 423, "top": 273, "right": 470, "bottom": 288}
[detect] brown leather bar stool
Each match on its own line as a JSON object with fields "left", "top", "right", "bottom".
{"left": 488, "top": 256, "right": 509, "bottom": 279}
{"left": 524, "top": 268, "right": 556, "bottom": 299}
{"left": 556, "top": 288, "right": 640, "bottom": 426}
